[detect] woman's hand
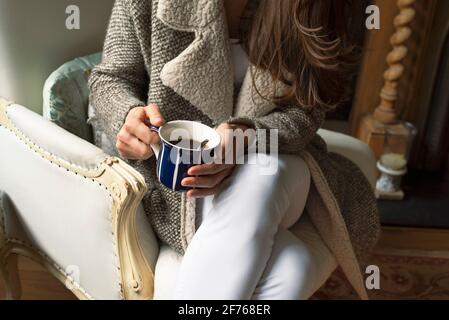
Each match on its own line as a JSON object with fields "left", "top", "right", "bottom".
{"left": 116, "top": 104, "right": 165, "bottom": 160}
{"left": 182, "top": 123, "right": 249, "bottom": 198}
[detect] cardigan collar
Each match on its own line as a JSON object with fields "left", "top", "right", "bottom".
{"left": 156, "top": 0, "right": 259, "bottom": 33}
{"left": 156, "top": 0, "right": 223, "bottom": 31}
{"left": 157, "top": 0, "right": 234, "bottom": 124}
{"left": 156, "top": 0, "right": 277, "bottom": 124}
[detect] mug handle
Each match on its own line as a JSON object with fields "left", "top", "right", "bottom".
{"left": 148, "top": 125, "right": 161, "bottom": 159}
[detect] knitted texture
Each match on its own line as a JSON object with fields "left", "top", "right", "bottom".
{"left": 89, "top": 0, "right": 380, "bottom": 298}
{"left": 89, "top": 0, "right": 212, "bottom": 253}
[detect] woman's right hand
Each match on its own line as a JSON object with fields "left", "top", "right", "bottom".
{"left": 116, "top": 104, "right": 165, "bottom": 160}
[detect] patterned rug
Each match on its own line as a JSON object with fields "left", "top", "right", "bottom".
{"left": 313, "top": 250, "right": 449, "bottom": 300}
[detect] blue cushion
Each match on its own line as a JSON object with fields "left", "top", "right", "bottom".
{"left": 43, "top": 53, "right": 102, "bottom": 143}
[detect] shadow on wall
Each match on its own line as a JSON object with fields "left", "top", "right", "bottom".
{"left": 0, "top": 0, "right": 115, "bottom": 114}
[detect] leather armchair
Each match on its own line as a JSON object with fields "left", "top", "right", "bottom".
{"left": 0, "top": 97, "right": 157, "bottom": 299}
{"left": 0, "top": 57, "right": 377, "bottom": 300}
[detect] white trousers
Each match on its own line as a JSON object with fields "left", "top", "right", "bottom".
{"left": 173, "top": 154, "right": 337, "bottom": 300}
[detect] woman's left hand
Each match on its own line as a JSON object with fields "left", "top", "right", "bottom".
{"left": 182, "top": 123, "right": 249, "bottom": 198}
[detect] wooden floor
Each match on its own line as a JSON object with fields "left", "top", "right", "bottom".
{"left": 1, "top": 226, "right": 449, "bottom": 300}
{"left": 0, "top": 256, "right": 76, "bottom": 300}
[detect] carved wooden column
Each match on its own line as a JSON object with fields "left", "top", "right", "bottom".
{"left": 357, "top": 0, "right": 416, "bottom": 159}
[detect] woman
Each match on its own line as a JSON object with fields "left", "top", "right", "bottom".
{"left": 89, "top": 0, "right": 380, "bottom": 299}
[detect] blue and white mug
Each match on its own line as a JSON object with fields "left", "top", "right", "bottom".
{"left": 149, "top": 121, "right": 221, "bottom": 192}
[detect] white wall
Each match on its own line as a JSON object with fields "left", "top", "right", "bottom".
{"left": 0, "top": 0, "right": 115, "bottom": 113}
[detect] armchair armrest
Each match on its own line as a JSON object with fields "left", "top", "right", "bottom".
{"left": 0, "top": 97, "right": 158, "bottom": 300}
{"left": 318, "top": 129, "right": 378, "bottom": 188}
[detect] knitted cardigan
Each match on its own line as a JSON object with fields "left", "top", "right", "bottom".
{"left": 88, "top": 0, "right": 380, "bottom": 299}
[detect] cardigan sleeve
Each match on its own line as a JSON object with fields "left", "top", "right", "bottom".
{"left": 88, "top": 0, "right": 149, "bottom": 146}
{"left": 226, "top": 104, "right": 326, "bottom": 154}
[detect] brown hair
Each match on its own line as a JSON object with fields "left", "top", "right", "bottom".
{"left": 243, "top": 0, "right": 357, "bottom": 110}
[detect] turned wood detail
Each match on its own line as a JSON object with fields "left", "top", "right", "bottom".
{"left": 373, "top": 0, "right": 416, "bottom": 124}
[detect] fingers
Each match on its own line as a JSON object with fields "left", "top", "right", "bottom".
{"left": 187, "top": 163, "right": 234, "bottom": 176}
{"left": 187, "top": 185, "right": 221, "bottom": 198}
{"left": 116, "top": 134, "right": 153, "bottom": 160}
{"left": 145, "top": 104, "right": 165, "bottom": 127}
{"left": 116, "top": 140, "right": 141, "bottom": 160}
{"left": 116, "top": 105, "right": 165, "bottom": 160}
{"left": 122, "top": 118, "right": 159, "bottom": 145}
{"left": 182, "top": 166, "right": 234, "bottom": 189}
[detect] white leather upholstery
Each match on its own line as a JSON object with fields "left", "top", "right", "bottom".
{"left": 0, "top": 125, "right": 121, "bottom": 299}
{"left": 318, "top": 129, "right": 377, "bottom": 187}
{"left": 87, "top": 104, "right": 117, "bottom": 156}
{"left": 7, "top": 104, "right": 107, "bottom": 170}
{"left": 153, "top": 245, "right": 184, "bottom": 300}
{"left": 0, "top": 104, "right": 123, "bottom": 299}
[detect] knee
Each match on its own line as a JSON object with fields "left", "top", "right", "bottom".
{"left": 241, "top": 154, "right": 310, "bottom": 214}
{"left": 245, "top": 154, "right": 310, "bottom": 190}
{"left": 274, "top": 242, "right": 316, "bottom": 299}
{"left": 279, "top": 155, "right": 311, "bottom": 194}
{"left": 230, "top": 154, "right": 310, "bottom": 239}
{"left": 234, "top": 153, "right": 286, "bottom": 211}
{"left": 242, "top": 153, "right": 282, "bottom": 182}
